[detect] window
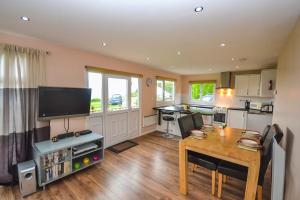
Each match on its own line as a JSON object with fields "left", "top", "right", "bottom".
{"left": 88, "top": 72, "right": 103, "bottom": 113}
{"left": 190, "top": 82, "right": 216, "bottom": 104}
{"left": 131, "top": 77, "right": 140, "bottom": 109}
{"left": 156, "top": 79, "right": 175, "bottom": 102}
{"left": 156, "top": 80, "right": 164, "bottom": 101}
{"left": 107, "top": 77, "right": 128, "bottom": 111}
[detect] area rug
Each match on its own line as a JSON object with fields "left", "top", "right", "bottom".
{"left": 107, "top": 140, "right": 138, "bottom": 153}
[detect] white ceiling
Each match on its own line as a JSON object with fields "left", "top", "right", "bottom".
{"left": 0, "top": 0, "right": 299, "bottom": 75}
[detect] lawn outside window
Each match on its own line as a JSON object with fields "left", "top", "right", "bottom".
{"left": 189, "top": 81, "right": 216, "bottom": 105}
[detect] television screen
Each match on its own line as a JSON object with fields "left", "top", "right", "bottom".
{"left": 38, "top": 86, "right": 92, "bottom": 120}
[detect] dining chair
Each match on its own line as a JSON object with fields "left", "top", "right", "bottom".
{"left": 216, "top": 124, "right": 283, "bottom": 200}
{"left": 178, "top": 114, "right": 220, "bottom": 195}
{"left": 260, "top": 125, "right": 271, "bottom": 144}
{"left": 192, "top": 112, "right": 204, "bottom": 130}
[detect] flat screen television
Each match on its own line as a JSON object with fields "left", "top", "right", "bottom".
{"left": 38, "top": 86, "right": 92, "bottom": 120}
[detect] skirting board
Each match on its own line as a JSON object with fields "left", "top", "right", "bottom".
{"left": 141, "top": 129, "right": 156, "bottom": 136}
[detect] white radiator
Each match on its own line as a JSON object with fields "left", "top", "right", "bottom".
{"left": 271, "top": 138, "right": 285, "bottom": 200}
{"left": 143, "top": 115, "right": 157, "bottom": 127}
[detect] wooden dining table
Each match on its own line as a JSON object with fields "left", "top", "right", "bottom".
{"left": 179, "top": 127, "right": 261, "bottom": 200}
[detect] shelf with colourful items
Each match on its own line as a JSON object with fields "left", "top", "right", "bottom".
{"left": 72, "top": 149, "right": 102, "bottom": 172}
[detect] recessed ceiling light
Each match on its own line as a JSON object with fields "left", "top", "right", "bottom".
{"left": 236, "top": 65, "right": 240, "bottom": 69}
{"left": 102, "top": 42, "right": 107, "bottom": 47}
{"left": 231, "top": 58, "right": 235, "bottom": 61}
{"left": 146, "top": 57, "right": 150, "bottom": 61}
{"left": 177, "top": 51, "right": 181, "bottom": 55}
{"left": 194, "top": 6, "right": 204, "bottom": 12}
{"left": 20, "top": 16, "right": 30, "bottom": 21}
{"left": 220, "top": 43, "right": 226, "bottom": 47}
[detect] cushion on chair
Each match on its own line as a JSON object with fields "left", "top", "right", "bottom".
{"left": 188, "top": 151, "right": 219, "bottom": 171}
{"left": 217, "top": 161, "right": 248, "bottom": 180}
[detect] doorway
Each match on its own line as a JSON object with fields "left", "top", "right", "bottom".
{"left": 87, "top": 71, "right": 141, "bottom": 147}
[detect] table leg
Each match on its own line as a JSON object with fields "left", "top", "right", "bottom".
{"left": 244, "top": 159, "right": 260, "bottom": 200}
{"left": 179, "top": 141, "right": 188, "bottom": 195}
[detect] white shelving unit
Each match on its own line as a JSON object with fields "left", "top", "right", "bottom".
{"left": 33, "top": 133, "right": 104, "bottom": 188}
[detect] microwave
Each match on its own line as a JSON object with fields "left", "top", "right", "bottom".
{"left": 249, "top": 102, "right": 262, "bottom": 110}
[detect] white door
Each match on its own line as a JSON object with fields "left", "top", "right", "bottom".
{"left": 248, "top": 74, "right": 261, "bottom": 96}
{"left": 227, "top": 110, "right": 247, "bottom": 129}
{"left": 87, "top": 72, "right": 141, "bottom": 147}
{"left": 235, "top": 75, "right": 249, "bottom": 96}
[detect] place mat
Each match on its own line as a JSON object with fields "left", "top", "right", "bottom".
{"left": 242, "top": 130, "right": 262, "bottom": 140}
{"left": 237, "top": 144, "right": 259, "bottom": 152}
{"left": 237, "top": 137, "right": 262, "bottom": 151}
{"left": 191, "top": 129, "right": 207, "bottom": 137}
{"left": 190, "top": 136, "right": 206, "bottom": 140}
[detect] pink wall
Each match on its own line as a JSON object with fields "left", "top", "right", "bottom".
{"left": 273, "top": 18, "right": 300, "bottom": 200}
{"left": 0, "top": 31, "right": 181, "bottom": 135}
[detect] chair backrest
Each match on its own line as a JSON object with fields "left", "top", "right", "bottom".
{"left": 258, "top": 124, "right": 284, "bottom": 185}
{"left": 273, "top": 123, "right": 284, "bottom": 144}
{"left": 178, "top": 115, "right": 195, "bottom": 139}
{"left": 192, "top": 112, "right": 204, "bottom": 130}
{"left": 260, "top": 125, "right": 271, "bottom": 144}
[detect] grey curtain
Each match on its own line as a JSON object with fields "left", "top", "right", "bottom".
{"left": 0, "top": 44, "right": 50, "bottom": 184}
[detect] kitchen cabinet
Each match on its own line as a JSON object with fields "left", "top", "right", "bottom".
{"left": 248, "top": 74, "right": 261, "bottom": 96}
{"left": 235, "top": 75, "right": 249, "bottom": 96}
{"left": 227, "top": 109, "right": 247, "bottom": 129}
{"left": 246, "top": 113, "right": 273, "bottom": 133}
{"left": 260, "top": 69, "right": 277, "bottom": 97}
{"left": 235, "top": 74, "right": 261, "bottom": 97}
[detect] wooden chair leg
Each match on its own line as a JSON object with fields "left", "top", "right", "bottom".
{"left": 257, "top": 185, "right": 263, "bottom": 200}
{"left": 212, "top": 171, "right": 216, "bottom": 195}
{"left": 218, "top": 173, "right": 223, "bottom": 198}
{"left": 223, "top": 175, "right": 227, "bottom": 183}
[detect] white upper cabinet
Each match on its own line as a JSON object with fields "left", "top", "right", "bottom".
{"left": 260, "top": 69, "right": 277, "bottom": 97}
{"left": 235, "top": 75, "right": 249, "bottom": 96}
{"left": 248, "top": 74, "right": 261, "bottom": 96}
{"left": 235, "top": 74, "right": 260, "bottom": 96}
{"left": 234, "top": 70, "right": 276, "bottom": 97}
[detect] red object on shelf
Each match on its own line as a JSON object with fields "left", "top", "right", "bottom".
{"left": 92, "top": 155, "right": 100, "bottom": 161}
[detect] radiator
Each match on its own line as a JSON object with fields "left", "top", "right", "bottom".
{"left": 143, "top": 115, "right": 157, "bottom": 127}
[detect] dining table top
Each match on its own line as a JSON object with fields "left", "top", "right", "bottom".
{"left": 181, "top": 127, "right": 261, "bottom": 167}
{"left": 179, "top": 127, "right": 261, "bottom": 200}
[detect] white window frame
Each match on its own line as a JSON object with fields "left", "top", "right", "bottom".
{"left": 156, "top": 79, "right": 176, "bottom": 106}
{"left": 189, "top": 82, "right": 216, "bottom": 105}
{"left": 86, "top": 70, "right": 141, "bottom": 115}
{"left": 87, "top": 71, "right": 104, "bottom": 114}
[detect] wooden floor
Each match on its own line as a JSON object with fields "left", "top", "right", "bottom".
{"left": 0, "top": 132, "right": 271, "bottom": 200}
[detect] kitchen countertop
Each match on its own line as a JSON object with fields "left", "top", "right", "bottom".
{"left": 153, "top": 105, "right": 214, "bottom": 115}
